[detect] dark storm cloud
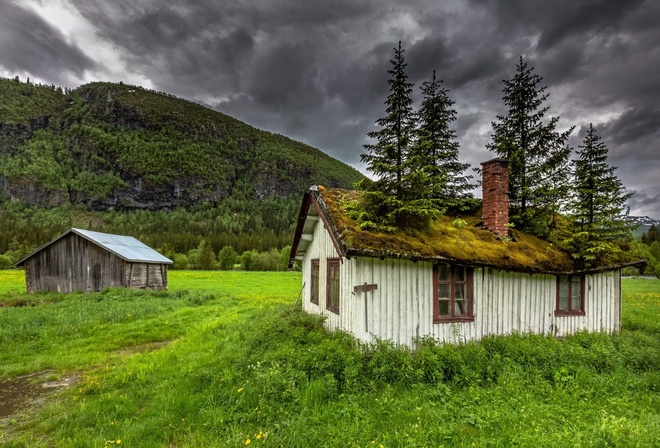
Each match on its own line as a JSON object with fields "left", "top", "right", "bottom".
{"left": 601, "top": 106, "right": 660, "bottom": 148}
{"left": 629, "top": 191, "right": 660, "bottom": 218}
{"left": 537, "top": 0, "right": 646, "bottom": 50}
{"left": 3, "top": 0, "right": 658, "bottom": 215}
{"left": 0, "top": 0, "right": 95, "bottom": 85}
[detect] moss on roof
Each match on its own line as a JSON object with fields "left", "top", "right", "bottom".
{"left": 316, "top": 186, "right": 642, "bottom": 274}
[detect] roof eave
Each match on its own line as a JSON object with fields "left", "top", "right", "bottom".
{"left": 344, "top": 248, "right": 646, "bottom": 276}
{"left": 288, "top": 187, "right": 347, "bottom": 267}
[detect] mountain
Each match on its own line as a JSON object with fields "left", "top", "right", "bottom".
{"left": 0, "top": 77, "right": 363, "bottom": 210}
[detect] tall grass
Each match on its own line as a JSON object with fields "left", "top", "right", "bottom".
{"left": 0, "top": 274, "right": 659, "bottom": 447}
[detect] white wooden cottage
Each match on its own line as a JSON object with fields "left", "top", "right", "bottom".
{"left": 289, "top": 159, "right": 644, "bottom": 347}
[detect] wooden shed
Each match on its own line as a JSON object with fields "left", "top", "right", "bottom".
{"left": 15, "top": 228, "right": 173, "bottom": 293}
{"left": 289, "top": 161, "right": 645, "bottom": 347}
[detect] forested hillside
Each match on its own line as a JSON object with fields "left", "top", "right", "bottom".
{"left": 0, "top": 77, "right": 363, "bottom": 261}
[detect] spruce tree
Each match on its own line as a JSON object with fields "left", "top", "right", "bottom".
{"left": 487, "top": 57, "right": 573, "bottom": 236}
{"left": 409, "top": 70, "right": 473, "bottom": 211}
{"left": 361, "top": 41, "right": 415, "bottom": 200}
{"left": 357, "top": 42, "right": 433, "bottom": 231}
{"left": 564, "top": 124, "right": 633, "bottom": 264}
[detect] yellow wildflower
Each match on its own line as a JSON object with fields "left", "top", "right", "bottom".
{"left": 238, "top": 387, "right": 244, "bottom": 393}
{"left": 245, "top": 438, "right": 251, "bottom": 445}
{"left": 117, "top": 440, "right": 121, "bottom": 445}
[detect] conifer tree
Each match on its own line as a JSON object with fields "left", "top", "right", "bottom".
{"left": 357, "top": 42, "right": 435, "bottom": 231}
{"left": 409, "top": 70, "right": 473, "bottom": 211}
{"left": 361, "top": 41, "right": 415, "bottom": 199}
{"left": 488, "top": 57, "right": 573, "bottom": 236}
{"left": 564, "top": 124, "right": 633, "bottom": 264}
{"left": 645, "top": 224, "right": 659, "bottom": 244}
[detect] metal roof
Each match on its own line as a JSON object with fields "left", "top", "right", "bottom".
{"left": 16, "top": 228, "right": 173, "bottom": 266}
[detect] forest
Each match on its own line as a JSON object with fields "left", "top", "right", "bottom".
{"left": 0, "top": 77, "right": 363, "bottom": 268}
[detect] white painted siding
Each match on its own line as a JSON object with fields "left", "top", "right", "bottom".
{"left": 300, "top": 224, "right": 621, "bottom": 347}
{"left": 300, "top": 219, "right": 352, "bottom": 332}
{"left": 552, "top": 269, "right": 621, "bottom": 336}
{"left": 341, "top": 256, "right": 621, "bottom": 347}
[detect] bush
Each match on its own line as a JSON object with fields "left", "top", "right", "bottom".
{"left": 0, "top": 254, "right": 13, "bottom": 269}
{"left": 240, "top": 251, "right": 253, "bottom": 271}
{"left": 251, "top": 249, "right": 279, "bottom": 271}
{"left": 217, "top": 246, "right": 237, "bottom": 270}
{"left": 172, "top": 253, "right": 189, "bottom": 269}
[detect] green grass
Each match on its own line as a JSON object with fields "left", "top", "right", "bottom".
{"left": 0, "top": 270, "right": 23, "bottom": 294}
{"left": 0, "top": 273, "right": 659, "bottom": 447}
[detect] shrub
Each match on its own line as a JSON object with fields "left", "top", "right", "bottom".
{"left": 172, "top": 253, "right": 189, "bottom": 269}
{"left": 0, "top": 254, "right": 13, "bottom": 269}
{"left": 217, "top": 246, "right": 237, "bottom": 270}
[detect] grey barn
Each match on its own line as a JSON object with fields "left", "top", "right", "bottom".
{"left": 16, "top": 228, "right": 173, "bottom": 293}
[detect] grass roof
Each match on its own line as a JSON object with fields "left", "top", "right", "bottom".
{"left": 316, "top": 186, "right": 642, "bottom": 274}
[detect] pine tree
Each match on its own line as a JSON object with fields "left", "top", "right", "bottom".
{"left": 648, "top": 224, "right": 659, "bottom": 244}
{"left": 361, "top": 41, "right": 415, "bottom": 199}
{"left": 356, "top": 42, "right": 432, "bottom": 231}
{"left": 410, "top": 70, "right": 473, "bottom": 211}
{"left": 487, "top": 57, "right": 573, "bottom": 236}
{"left": 199, "top": 239, "right": 216, "bottom": 270}
{"left": 564, "top": 124, "right": 633, "bottom": 264}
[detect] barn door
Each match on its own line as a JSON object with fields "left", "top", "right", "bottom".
{"left": 92, "top": 263, "right": 101, "bottom": 292}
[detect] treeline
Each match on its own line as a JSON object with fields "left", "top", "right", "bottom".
{"left": 163, "top": 240, "right": 292, "bottom": 271}
{"left": 0, "top": 196, "right": 301, "bottom": 270}
{"left": 627, "top": 225, "right": 660, "bottom": 277}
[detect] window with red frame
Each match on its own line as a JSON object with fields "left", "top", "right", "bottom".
{"left": 310, "top": 259, "right": 320, "bottom": 304}
{"left": 326, "top": 258, "right": 340, "bottom": 314}
{"left": 434, "top": 264, "right": 474, "bottom": 323}
{"left": 556, "top": 275, "right": 585, "bottom": 315}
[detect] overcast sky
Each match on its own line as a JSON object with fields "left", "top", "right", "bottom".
{"left": 1, "top": 0, "right": 658, "bottom": 217}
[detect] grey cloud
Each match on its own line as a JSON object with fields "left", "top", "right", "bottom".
{"left": 628, "top": 191, "right": 660, "bottom": 217}
{"left": 0, "top": 0, "right": 95, "bottom": 85}
{"left": 5, "top": 0, "right": 658, "bottom": 216}
{"left": 537, "top": 0, "right": 646, "bottom": 50}
{"left": 600, "top": 106, "right": 660, "bottom": 147}
{"left": 246, "top": 41, "right": 322, "bottom": 111}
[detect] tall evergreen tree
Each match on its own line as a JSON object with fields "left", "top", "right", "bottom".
{"left": 487, "top": 57, "right": 573, "bottom": 236}
{"left": 647, "top": 224, "right": 659, "bottom": 244}
{"left": 409, "top": 70, "right": 473, "bottom": 211}
{"left": 356, "top": 42, "right": 437, "bottom": 231}
{"left": 564, "top": 124, "right": 633, "bottom": 264}
{"left": 361, "top": 41, "right": 415, "bottom": 199}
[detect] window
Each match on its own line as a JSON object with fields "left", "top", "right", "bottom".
{"left": 310, "top": 259, "right": 320, "bottom": 305}
{"left": 556, "top": 275, "right": 585, "bottom": 315}
{"left": 326, "top": 258, "right": 340, "bottom": 314}
{"left": 434, "top": 264, "right": 474, "bottom": 323}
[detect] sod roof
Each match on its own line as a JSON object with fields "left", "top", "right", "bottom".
{"left": 291, "top": 186, "right": 645, "bottom": 275}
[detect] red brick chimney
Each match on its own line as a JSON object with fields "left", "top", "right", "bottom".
{"left": 481, "top": 158, "right": 509, "bottom": 239}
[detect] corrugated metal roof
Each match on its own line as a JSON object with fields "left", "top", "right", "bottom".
{"left": 72, "top": 229, "right": 173, "bottom": 264}
{"left": 15, "top": 228, "right": 173, "bottom": 265}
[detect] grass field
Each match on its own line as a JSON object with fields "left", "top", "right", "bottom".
{"left": 0, "top": 271, "right": 659, "bottom": 447}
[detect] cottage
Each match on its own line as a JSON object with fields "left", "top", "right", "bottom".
{"left": 289, "top": 159, "right": 644, "bottom": 347}
{"left": 16, "top": 228, "right": 173, "bottom": 293}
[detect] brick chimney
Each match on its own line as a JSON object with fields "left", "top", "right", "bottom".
{"left": 481, "top": 158, "right": 509, "bottom": 239}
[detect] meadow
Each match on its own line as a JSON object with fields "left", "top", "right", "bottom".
{"left": 0, "top": 271, "right": 659, "bottom": 447}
